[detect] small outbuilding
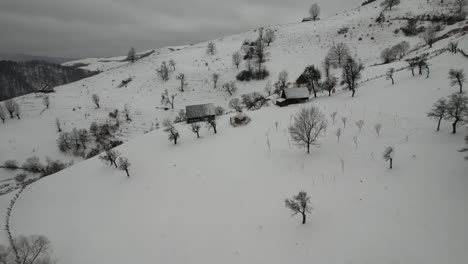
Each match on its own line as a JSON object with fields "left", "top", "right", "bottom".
{"left": 276, "top": 88, "right": 309, "bottom": 107}
{"left": 186, "top": 103, "right": 216, "bottom": 124}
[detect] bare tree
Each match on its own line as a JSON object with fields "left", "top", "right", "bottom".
{"left": 206, "top": 119, "right": 217, "bottom": 134}
{"left": 341, "top": 117, "right": 348, "bottom": 129}
{"left": 207, "top": 41, "right": 216, "bottom": 55}
{"left": 335, "top": 128, "right": 342, "bottom": 142}
{"left": 4, "top": 99, "right": 15, "bottom": 119}
{"left": 232, "top": 52, "right": 241, "bottom": 69}
{"left": 42, "top": 96, "right": 50, "bottom": 109}
{"left": 92, "top": 94, "right": 100, "bottom": 109}
{"left": 288, "top": 106, "right": 327, "bottom": 154}
{"left": 449, "top": 69, "right": 466, "bottom": 93}
{"left": 13, "top": 102, "right": 20, "bottom": 120}
{"left": 309, "top": 3, "right": 320, "bottom": 20}
{"left": 374, "top": 123, "right": 382, "bottom": 137}
{"left": 118, "top": 157, "right": 131, "bottom": 177}
{"left": 285, "top": 191, "right": 312, "bottom": 224}
{"left": 157, "top": 61, "right": 170, "bottom": 81}
{"left": 77, "top": 129, "right": 89, "bottom": 149}
{"left": 323, "top": 57, "right": 331, "bottom": 78}
{"left": 355, "top": 120, "right": 364, "bottom": 133}
{"left": 163, "top": 119, "right": 180, "bottom": 144}
{"left": 277, "top": 70, "right": 289, "bottom": 89}
{"left": 190, "top": 123, "right": 201, "bottom": 138}
{"left": 222, "top": 81, "right": 237, "bottom": 96}
{"left": 459, "top": 134, "right": 468, "bottom": 159}
{"left": 229, "top": 98, "right": 242, "bottom": 112}
{"left": 423, "top": 26, "right": 437, "bottom": 48}
{"left": 169, "top": 59, "right": 176, "bottom": 71}
{"left": 454, "top": 0, "right": 467, "bottom": 14}
{"left": 383, "top": 146, "right": 395, "bottom": 169}
{"left": 55, "top": 118, "right": 62, "bottom": 132}
{"left": 99, "top": 149, "right": 121, "bottom": 168}
{"left": 127, "top": 47, "right": 136, "bottom": 63}
{"left": 212, "top": 73, "right": 220, "bottom": 89}
{"left": 445, "top": 92, "right": 468, "bottom": 134}
{"left": 0, "top": 104, "right": 6, "bottom": 123}
{"left": 303, "top": 65, "right": 321, "bottom": 97}
{"left": 161, "top": 89, "right": 177, "bottom": 109}
{"left": 326, "top": 43, "right": 350, "bottom": 68}
{"left": 386, "top": 68, "right": 395, "bottom": 85}
{"left": 330, "top": 111, "right": 337, "bottom": 124}
{"left": 342, "top": 57, "right": 364, "bottom": 97}
{"left": 427, "top": 98, "right": 447, "bottom": 131}
{"left": 381, "top": 0, "right": 401, "bottom": 10}
{"left": 322, "top": 77, "right": 337, "bottom": 96}
{"left": 264, "top": 29, "right": 276, "bottom": 46}
{"left": 176, "top": 73, "right": 187, "bottom": 92}
{"left": 12, "top": 235, "right": 53, "bottom": 264}
{"left": 353, "top": 135, "right": 359, "bottom": 149}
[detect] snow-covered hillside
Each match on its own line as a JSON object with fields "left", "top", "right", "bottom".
{"left": 1, "top": 1, "right": 468, "bottom": 263}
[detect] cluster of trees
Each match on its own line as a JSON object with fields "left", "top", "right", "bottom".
{"left": 405, "top": 54, "right": 429, "bottom": 78}
{"left": 99, "top": 149, "right": 131, "bottom": 177}
{"left": 381, "top": 0, "right": 400, "bottom": 11}
{"left": 0, "top": 99, "right": 21, "bottom": 123}
{"left": 236, "top": 28, "right": 275, "bottom": 81}
{"left": 2, "top": 156, "right": 72, "bottom": 180}
{"left": 127, "top": 47, "right": 136, "bottom": 63}
{"left": 0, "top": 235, "right": 54, "bottom": 264}
{"left": 380, "top": 41, "right": 410, "bottom": 63}
{"left": 157, "top": 60, "right": 176, "bottom": 82}
{"left": 428, "top": 91, "right": 468, "bottom": 134}
{"left": 228, "top": 92, "right": 268, "bottom": 112}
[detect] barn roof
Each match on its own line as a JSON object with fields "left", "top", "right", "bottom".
{"left": 186, "top": 103, "right": 215, "bottom": 119}
{"left": 282, "top": 88, "right": 309, "bottom": 99}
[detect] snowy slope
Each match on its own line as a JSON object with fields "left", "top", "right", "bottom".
{"left": 6, "top": 50, "right": 468, "bottom": 264}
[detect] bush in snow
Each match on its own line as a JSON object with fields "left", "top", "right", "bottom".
{"left": 383, "top": 146, "right": 395, "bottom": 169}
{"left": 288, "top": 106, "right": 327, "bottom": 154}
{"left": 174, "top": 110, "right": 187, "bottom": 123}
{"left": 118, "top": 157, "right": 131, "bottom": 177}
{"left": 43, "top": 158, "right": 71, "bottom": 177}
{"left": 448, "top": 69, "right": 465, "bottom": 94}
{"left": 215, "top": 106, "right": 225, "bottom": 116}
{"left": 99, "top": 149, "right": 121, "bottom": 168}
{"left": 163, "top": 119, "right": 180, "bottom": 145}
{"left": 427, "top": 98, "right": 447, "bottom": 131}
{"left": 285, "top": 191, "right": 312, "bottom": 224}
{"left": 3, "top": 160, "right": 18, "bottom": 170}
{"left": 444, "top": 92, "right": 468, "bottom": 134}
{"left": 230, "top": 113, "right": 251, "bottom": 127}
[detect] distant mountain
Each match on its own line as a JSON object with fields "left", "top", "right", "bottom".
{"left": 0, "top": 60, "right": 98, "bottom": 101}
{"left": 0, "top": 52, "right": 76, "bottom": 64}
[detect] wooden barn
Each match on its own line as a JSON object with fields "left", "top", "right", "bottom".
{"left": 276, "top": 88, "right": 309, "bottom": 107}
{"left": 295, "top": 74, "right": 308, "bottom": 87}
{"left": 186, "top": 103, "right": 216, "bottom": 124}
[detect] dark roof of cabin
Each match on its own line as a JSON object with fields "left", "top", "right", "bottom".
{"left": 296, "top": 74, "right": 307, "bottom": 85}
{"left": 282, "top": 88, "right": 309, "bottom": 99}
{"left": 186, "top": 103, "right": 215, "bottom": 119}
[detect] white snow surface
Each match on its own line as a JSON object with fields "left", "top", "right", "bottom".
{"left": 1, "top": 1, "right": 468, "bottom": 264}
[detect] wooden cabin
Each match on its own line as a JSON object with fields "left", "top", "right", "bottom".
{"left": 276, "top": 88, "right": 309, "bottom": 107}
{"left": 186, "top": 103, "right": 216, "bottom": 124}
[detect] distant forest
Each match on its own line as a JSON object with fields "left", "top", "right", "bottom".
{"left": 0, "top": 60, "right": 98, "bottom": 101}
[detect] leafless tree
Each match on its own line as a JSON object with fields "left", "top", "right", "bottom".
{"left": 289, "top": 106, "right": 327, "bottom": 154}
{"left": 127, "top": 47, "right": 136, "bottom": 63}
{"left": 207, "top": 41, "right": 216, "bottom": 55}
{"left": 157, "top": 61, "right": 170, "bottom": 81}
{"left": 341, "top": 117, "right": 348, "bottom": 129}
{"left": 277, "top": 70, "right": 289, "bottom": 89}
{"left": 9, "top": 235, "right": 53, "bottom": 264}
{"left": 176, "top": 73, "right": 187, "bottom": 92}
{"left": 161, "top": 89, "right": 177, "bottom": 109}
{"left": 222, "top": 81, "right": 237, "bottom": 96}
{"left": 454, "top": 0, "right": 467, "bottom": 14}
{"left": 118, "top": 157, "right": 131, "bottom": 177}
{"left": 381, "top": 0, "right": 400, "bottom": 10}
{"left": 92, "top": 94, "right": 100, "bottom": 108}
{"left": 13, "top": 103, "right": 20, "bottom": 120}
{"left": 99, "top": 149, "right": 121, "bottom": 168}
{"left": 448, "top": 69, "right": 466, "bottom": 93}
{"left": 4, "top": 99, "right": 15, "bottom": 119}
{"left": 303, "top": 65, "right": 321, "bottom": 97}
{"left": 264, "top": 29, "right": 276, "bottom": 46}
{"left": 55, "top": 118, "right": 62, "bottom": 132}
{"left": 326, "top": 43, "right": 350, "bottom": 68}
{"left": 342, "top": 57, "right": 364, "bottom": 97}
{"left": 322, "top": 76, "right": 337, "bottom": 96}
{"left": 445, "top": 92, "right": 468, "bottom": 134}
{"left": 163, "top": 119, "right": 180, "bottom": 144}
{"left": 190, "top": 123, "right": 201, "bottom": 138}
{"left": 330, "top": 111, "right": 337, "bottom": 124}
{"left": 232, "top": 52, "right": 241, "bottom": 69}
{"left": 77, "top": 129, "right": 89, "bottom": 149}
{"left": 335, "top": 128, "right": 342, "bottom": 142}
{"left": 423, "top": 25, "right": 437, "bottom": 48}
{"left": 355, "top": 120, "right": 364, "bottom": 133}
{"left": 353, "top": 135, "right": 359, "bottom": 149}
{"left": 42, "top": 96, "right": 50, "bottom": 109}
{"left": 264, "top": 80, "right": 272, "bottom": 96}
{"left": 206, "top": 119, "right": 217, "bottom": 134}
{"left": 427, "top": 98, "right": 447, "bottom": 131}
{"left": 386, "top": 68, "right": 395, "bottom": 85}
{"left": 0, "top": 104, "right": 6, "bottom": 123}
{"left": 229, "top": 98, "right": 242, "bottom": 112}
{"left": 169, "top": 59, "right": 176, "bottom": 71}
{"left": 383, "top": 146, "right": 395, "bottom": 169}
{"left": 285, "top": 191, "right": 312, "bottom": 224}
{"left": 309, "top": 3, "right": 320, "bottom": 20}
{"left": 212, "top": 73, "right": 220, "bottom": 89}
{"left": 374, "top": 123, "right": 382, "bottom": 137}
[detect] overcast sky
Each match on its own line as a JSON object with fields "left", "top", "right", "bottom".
{"left": 0, "top": 0, "right": 363, "bottom": 59}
